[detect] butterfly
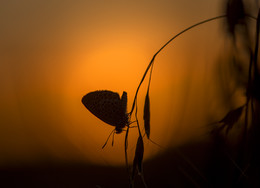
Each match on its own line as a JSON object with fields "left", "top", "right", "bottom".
{"left": 82, "top": 90, "right": 129, "bottom": 134}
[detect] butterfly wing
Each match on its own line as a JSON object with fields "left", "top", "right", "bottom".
{"left": 82, "top": 90, "right": 127, "bottom": 127}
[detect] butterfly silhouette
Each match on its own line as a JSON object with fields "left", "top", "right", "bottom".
{"left": 82, "top": 90, "right": 129, "bottom": 134}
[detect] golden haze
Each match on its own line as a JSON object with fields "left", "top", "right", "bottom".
{"left": 0, "top": 0, "right": 228, "bottom": 166}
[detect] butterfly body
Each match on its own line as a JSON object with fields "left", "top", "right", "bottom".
{"left": 82, "top": 90, "right": 129, "bottom": 133}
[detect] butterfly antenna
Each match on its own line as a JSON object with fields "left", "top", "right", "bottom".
{"left": 102, "top": 129, "right": 115, "bottom": 149}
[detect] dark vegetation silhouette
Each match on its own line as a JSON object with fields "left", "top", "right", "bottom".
{"left": 207, "top": 0, "right": 260, "bottom": 187}
{"left": 81, "top": 0, "right": 260, "bottom": 187}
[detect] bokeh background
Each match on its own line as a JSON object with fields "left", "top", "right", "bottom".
{"left": 1, "top": 0, "right": 259, "bottom": 187}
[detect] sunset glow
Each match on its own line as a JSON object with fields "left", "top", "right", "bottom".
{"left": 1, "top": 0, "right": 230, "bottom": 166}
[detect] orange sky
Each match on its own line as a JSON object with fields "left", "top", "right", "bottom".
{"left": 0, "top": 0, "right": 243, "bottom": 166}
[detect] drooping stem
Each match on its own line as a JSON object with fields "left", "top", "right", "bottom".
{"left": 245, "top": 51, "right": 253, "bottom": 138}
{"left": 244, "top": 10, "right": 260, "bottom": 138}
{"left": 129, "top": 15, "right": 227, "bottom": 115}
{"left": 147, "top": 58, "right": 154, "bottom": 93}
{"left": 135, "top": 96, "right": 142, "bottom": 137}
{"left": 124, "top": 126, "right": 133, "bottom": 187}
{"left": 254, "top": 10, "right": 260, "bottom": 68}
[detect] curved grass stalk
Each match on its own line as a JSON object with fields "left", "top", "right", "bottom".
{"left": 129, "top": 15, "right": 227, "bottom": 116}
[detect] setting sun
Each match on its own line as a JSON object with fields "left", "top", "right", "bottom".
{"left": 2, "top": 0, "right": 259, "bottom": 187}
{"left": 0, "top": 0, "right": 223, "bottom": 166}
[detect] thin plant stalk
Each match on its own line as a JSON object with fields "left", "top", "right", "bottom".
{"left": 124, "top": 126, "right": 133, "bottom": 187}
{"left": 129, "top": 15, "right": 227, "bottom": 116}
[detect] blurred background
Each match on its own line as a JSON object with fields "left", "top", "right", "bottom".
{"left": 0, "top": 0, "right": 259, "bottom": 187}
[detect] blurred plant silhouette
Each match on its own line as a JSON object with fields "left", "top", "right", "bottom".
{"left": 208, "top": 0, "right": 260, "bottom": 187}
